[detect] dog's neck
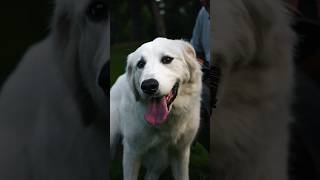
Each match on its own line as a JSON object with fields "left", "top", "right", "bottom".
{"left": 172, "top": 85, "right": 202, "bottom": 113}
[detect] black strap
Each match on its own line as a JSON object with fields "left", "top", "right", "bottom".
{"left": 206, "top": 65, "right": 221, "bottom": 111}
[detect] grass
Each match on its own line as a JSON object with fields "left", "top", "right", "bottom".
{"left": 110, "top": 42, "right": 210, "bottom": 180}
{"left": 110, "top": 143, "right": 209, "bottom": 180}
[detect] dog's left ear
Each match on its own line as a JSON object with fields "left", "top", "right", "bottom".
{"left": 126, "top": 55, "right": 140, "bottom": 101}
{"left": 179, "top": 40, "right": 202, "bottom": 83}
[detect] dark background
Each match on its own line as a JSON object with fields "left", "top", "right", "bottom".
{"left": 0, "top": 1, "right": 52, "bottom": 87}
{"left": 290, "top": 0, "right": 320, "bottom": 179}
{"left": 110, "top": 0, "right": 201, "bottom": 44}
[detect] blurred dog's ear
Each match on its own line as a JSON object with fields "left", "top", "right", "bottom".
{"left": 179, "top": 40, "right": 202, "bottom": 83}
{"left": 126, "top": 55, "right": 140, "bottom": 101}
{"left": 51, "top": 1, "right": 72, "bottom": 48}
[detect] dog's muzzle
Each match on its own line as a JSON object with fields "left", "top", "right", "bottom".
{"left": 143, "top": 81, "right": 179, "bottom": 126}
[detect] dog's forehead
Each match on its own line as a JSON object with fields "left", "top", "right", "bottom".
{"left": 136, "top": 38, "right": 181, "bottom": 58}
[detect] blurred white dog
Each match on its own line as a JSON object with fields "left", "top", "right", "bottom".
{"left": 211, "top": 0, "right": 295, "bottom": 180}
{"left": 110, "top": 38, "right": 202, "bottom": 180}
{"left": 0, "top": 0, "right": 109, "bottom": 179}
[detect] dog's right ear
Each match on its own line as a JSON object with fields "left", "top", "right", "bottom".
{"left": 126, "top": 55, "right": 140, "bottom": 101}
{"left": 179, "top": 40, "right": 202, "bottom": 84}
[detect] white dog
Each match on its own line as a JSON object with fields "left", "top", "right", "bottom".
{"left": 110, "top": 38, "right": 202, "bottom": 180}
{"left": 0, "top": 0, "right": 109, "bottom": 179}
{"left": 211, "top": 0, "right": 295, "bottom": 180}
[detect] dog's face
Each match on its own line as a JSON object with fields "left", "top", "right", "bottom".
{"left": 52, "top": 0, "right": 109, "bottom": 113}
{"left": 126, "top": 38, "right": 201, "bottom": 125}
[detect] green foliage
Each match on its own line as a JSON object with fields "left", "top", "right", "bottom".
{"left": 190, "top": 142, "right": 210, "bottom": 179}
{"left": 110, "top": 143, "right": 209, "bottom": 180}
{"left": 110, "top": 0, "right": 155, "bottom": 43}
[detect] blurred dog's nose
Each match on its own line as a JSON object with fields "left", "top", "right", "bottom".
{"left": 141, "top": 79, "right": 159, "bottom": 95}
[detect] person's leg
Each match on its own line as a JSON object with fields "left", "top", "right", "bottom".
{"left": 197, "top": 82, "right": 211, "bottom": 150}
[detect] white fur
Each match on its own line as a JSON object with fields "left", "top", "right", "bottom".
{"left": 110, "top": 38, "right": 202, "bottom": 180}
{"left": 0, "top": 0, "right": 109, "bottom": 178}
{"left": 211, "top": 0, "right": 295, "bottom": 180}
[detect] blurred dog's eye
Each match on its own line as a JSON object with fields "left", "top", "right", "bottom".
{"left": 87, "top": 1, "right": 108, "bottom": 22}
{"left": 161, "top": 56, "right": 174, "bottom": 64}
{"left": 137, "top": 59, "right": 146, "bottom": 69}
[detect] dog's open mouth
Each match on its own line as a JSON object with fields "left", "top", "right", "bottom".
{"left": 144, "top": 82, "right": 179, "bottom": 126}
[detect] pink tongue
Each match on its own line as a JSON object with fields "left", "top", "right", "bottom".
{"left": 144, "top": 97, "right": 169, "bottom": 126}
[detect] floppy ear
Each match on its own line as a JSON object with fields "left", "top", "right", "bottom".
{"left": 126, "top": 55, "right": 140, "bottom": 101}
{"left": 179, "top": 40, "right": 202, "bottom": 83}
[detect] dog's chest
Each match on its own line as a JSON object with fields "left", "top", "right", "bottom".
{"left": 146, "top": 117, "right": 190, "bottom": 148}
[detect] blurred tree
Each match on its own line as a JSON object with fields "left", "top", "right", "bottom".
{"left": 110, "top": 0, "right": 201, "bottom": 44}
{"left": 162, "top": 0, "right": 201, "bottom": 39}
{"left": 147, "top": 0, "right": 167, "bottom": 36}
{"left": 129, "top": 0, "right": 143, "bottom": 41}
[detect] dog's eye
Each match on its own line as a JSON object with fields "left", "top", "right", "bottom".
{"left": 161, "top": 56, "right": 174, "bottom": 64}
{"left": 87, "top": 1, "right": 109, "bottom": 22}
{"left": 137, "top": 59, "right": 146, "bottom": 69}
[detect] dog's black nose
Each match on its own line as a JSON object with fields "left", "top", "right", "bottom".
{"left": 141, "top": 79, "right": 159, "bottom": 95}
